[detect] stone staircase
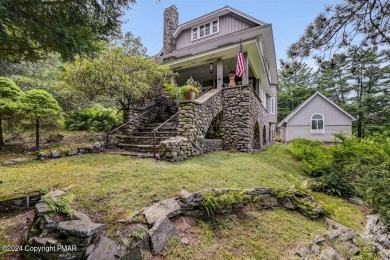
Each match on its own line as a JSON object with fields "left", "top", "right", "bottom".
{"left": 115, "top": 110, "right": 178, "bottom": 158}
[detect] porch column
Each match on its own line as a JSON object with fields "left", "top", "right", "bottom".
{"left": 170, "top": 74, "right": 176, "bottom": 85}
{"left": 242, "top": 52, "right": 249, "bottom": 85}
{"left": 217, "top": 58, "right": 223, "bottom": 89}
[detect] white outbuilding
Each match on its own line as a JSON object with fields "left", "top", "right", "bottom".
{"left": 278, "top": 92, "right": 356, "bottom": 143}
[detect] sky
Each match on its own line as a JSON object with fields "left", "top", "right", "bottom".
{"left": 121, "top": 0, "right": 343, "bottom": 64}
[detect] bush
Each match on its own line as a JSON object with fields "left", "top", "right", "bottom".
{"left": 65, "top": 105, "right": 122, "bottom": 132}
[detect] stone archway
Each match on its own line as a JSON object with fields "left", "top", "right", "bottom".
{"left": 253, "top": 122, "right": 260, "bottom": 150}
{"left": 206, "top": 111, "right": 223, "bottom": 139}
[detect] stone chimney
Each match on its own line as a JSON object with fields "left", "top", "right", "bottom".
{"left": 163, "top": 5, "right": 178, "bottom": 54}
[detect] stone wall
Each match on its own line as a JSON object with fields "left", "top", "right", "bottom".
{"left": 159, "top": 85, "right": 271, "bottom": 162}
{"left": 163, "top": 5, "right": 178, "bottom": 54}
{"left": 203, "top": 139, "right": 223, "bottom": 153}
{"left": 0, "top": 193, "right": 42, "bottom": 213}
{"left": 122, "top": 102, "right": 163, "bottom": 135}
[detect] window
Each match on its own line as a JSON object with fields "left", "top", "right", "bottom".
{"left": 311, "top": 114, "right": 324, "bottom": 133}
{"left": 270, "top": 97, "right": 276, "bottom": 114}
{"left": 191, "top": 18, "right": 219, "bottom": 41}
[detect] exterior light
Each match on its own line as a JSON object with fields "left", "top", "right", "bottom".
{"left": 209, "top": 63, "right": 213, "bottom": 73}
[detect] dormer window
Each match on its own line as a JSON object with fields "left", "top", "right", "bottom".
{"left": 191, "top": 18, "right": 219, "bottom": 41}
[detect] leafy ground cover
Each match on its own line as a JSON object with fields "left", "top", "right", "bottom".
{"left": 0, "top": 145, "right": 367, "bottom": 259}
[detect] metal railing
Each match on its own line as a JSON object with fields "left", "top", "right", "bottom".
{"left": 105, "top": 103, "right": 160, "bottom": 148}
{"left": 152, "top": 111, "right": 179, "bottom": 158}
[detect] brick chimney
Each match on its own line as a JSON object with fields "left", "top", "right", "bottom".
{"left": 163, "top": 5, "right": 178, "bottom": 54}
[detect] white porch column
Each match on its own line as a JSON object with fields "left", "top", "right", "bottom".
{"left": 170, "top": 74, "right": 176, "bottom": 85}
{"left": 217, "top": 59, "right": 223, "bottom": 89}
{"left": 242, "top": 52, "right": 249, "bottom": 85}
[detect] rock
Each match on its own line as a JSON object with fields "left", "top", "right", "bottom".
{"left": 283, "top": 199, "right": 296, "bottom": 210}
{"left": 67, "top": 148, "right": 78, "bottom": 156}
{"left": 294, "top": 246, "right": 308, "bottom": 257}
{"left": 85, "top": 244, "right": 95, "bottom": 257}
{"left": 121, "top": 242, "right": 143, "bottom": 260}
{"left": 2, "top": 161, "right": 16, "bottom": 166}
{"left": 51, "top": 150, "right": 61, "bottom": 158}
{"left": 38, "top": 152, "right": 49, "bottom": 158}
{"left": 179, "top": 190, "right": 193, "bottom": 204}
{"left": 72, "top": 211, "right": 92, "bottom": 222}
{"left": 312, "top": 235, "right": 326, "bottom": 245}
{"left": 311, "top": 243, "right": 321, "bottom": 256}
{"left": 149, "top": 217, "right": 179, "bottom": 255}
{"left": 180, "top": 237, "right": 189, "bottom": 245}
{"left": 44, "top": 189, "right": 65, "bottom": 204}
{"left": 348, "top": 197, "right": 364, "bottom": 206}
{"left": 87, "top": 236, "right": 117, "bottom": 260}
{"left": 326, "top": 230, "right": 342, "bottom": 240}
{"left": 144, "top": 198, "right": 181, "bottom": 225}
{"left": 10, "top": 158, "right": 26, "bottom": 163}
{"left": 58, "top": 220, "right": 104, "bottom": 237}
{"left": 130, "top": 224, "right": 150, "bottom": 251}
{"left": 35, "top": 202, "right": 52, "bottom": 216}
{"left": 93, "top": 143, "right": 102, "bottom": 149}
{"left": 321, "top": 246, "right": 339, "bottom": 260}
{"left": 30, "top": 237, "right": 58, "bottom": 246}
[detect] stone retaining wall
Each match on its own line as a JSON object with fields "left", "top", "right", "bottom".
{"left": 36, "top": 142, "right": 105, "bottom": 160}
{"left": 122, "top": 102, "right": 164, "bottom": 135}
{"left": 0, "top": 193, "right": 42, "bottom": 213}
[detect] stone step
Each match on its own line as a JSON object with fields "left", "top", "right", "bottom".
{"left": 117, "top": 143, "right": 155, "bottom": 153}
{"left": 132, "top": 131, "right": 178, "bottom": 137}
{"left": 107, "top": 151, "right": 157, "bottom": 159}
{"left": 116, "top": 136, "right": 171, "bottom": 145}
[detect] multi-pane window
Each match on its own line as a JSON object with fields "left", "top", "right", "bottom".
{"left": 270, "top": 97, "right": 276, "bottom": 114}
{"left": 311, "top": 114, "right": 324, "bottom": 133}
{"left": 191, "top": 18, "right": 219, "bottom": 41}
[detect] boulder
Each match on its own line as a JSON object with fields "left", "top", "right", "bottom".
{"left": 10, "top": 158, "right": 26, "bottom": 163}
{"left": 87, "top": 236, "right": 117, "bottom": 260}
{"left": 51, "top": 150, "right": 61, "bottom": 158}
{"left": 149, "top": 218, "right": 179, "bottom": 255}
{"left": 58, "top": 220, "right": 104, "bottom": 237}
{"left": 143, "top": 198, "right": 181, "bottom": 225}
{"left": 2, "top": 161, "right": 16, "bottom": 166}
{"left": 179, "top": 190, "right": 193, "bottom": 204}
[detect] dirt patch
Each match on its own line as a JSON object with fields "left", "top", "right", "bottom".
{"left": 0, "top": 209, "right": 35, "bottom": 260}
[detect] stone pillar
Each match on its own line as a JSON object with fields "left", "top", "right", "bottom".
{"left": 217, "top": 59, "right": 223, "bottom": 89}
{"left": 242, "top": 52, "right": 249, "bottom": 85}
{"left": 163, "top": 5, "right": 179, "bottom": 54}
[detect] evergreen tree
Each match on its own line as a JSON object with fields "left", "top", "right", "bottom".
{"left": 0, "top": 77, "right": 23, "bottom": 147}
{"left": 20, "top": 89, "right": 63, "bottom": 150}
{"left": 277, "top": 60, "right": 316, "bottom": 121}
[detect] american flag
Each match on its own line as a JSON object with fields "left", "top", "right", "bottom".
{"left": 236, "top": 41, "right": 245, "bottom": 78}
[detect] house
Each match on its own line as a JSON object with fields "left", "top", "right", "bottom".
{"left": 278, "top": 92, "right": 356, "bottom": 143}
{"left": 115, "top": 5, "right": 278, "bottom": 161}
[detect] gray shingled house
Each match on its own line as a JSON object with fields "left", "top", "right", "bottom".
{"left": 278, "top": 92, "right": 356, "bottom": 143}
{"left": 115, "top": 6, "right": 278, "bottom": 161}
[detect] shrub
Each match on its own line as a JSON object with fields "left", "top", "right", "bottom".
{"left": 65, "top": 105, "right": 121, "bottom": 132}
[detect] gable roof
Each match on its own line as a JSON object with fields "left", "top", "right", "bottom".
{"left": 277, "top": 92, "right": 356, "bottom": 127}
{"left": 172, "top": 6, "right": 268, "bottom": 38}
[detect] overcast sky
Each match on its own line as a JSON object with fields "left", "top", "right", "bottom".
{"left": 121, "top": 0, "right": 342, "bottom": 64}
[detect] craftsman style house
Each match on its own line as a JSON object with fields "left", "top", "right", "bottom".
{"left": 116, "top": 6, "right": 278, "bottom": 161}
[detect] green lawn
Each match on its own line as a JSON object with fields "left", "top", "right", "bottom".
{"left": 0, "top": 144, "right": 367, "bottom": 258}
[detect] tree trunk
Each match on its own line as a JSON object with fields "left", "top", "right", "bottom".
{"left": 122, "top": 108, "right": 130, "bottom": 123}
{"left": 35, "top": 117, "right": 40, "bottom": 150}
{"left": 0, "top": 117, "right": 4, "bottom": 148}
{"left": 357, "top": 115, "right": 364, "bottom": 138}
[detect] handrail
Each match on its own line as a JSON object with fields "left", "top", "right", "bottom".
{"left": 152, "top": 111, "right": 179, "bottom": 158}
{"left": 105, "top": 103, "right": 160, "bottom": 148}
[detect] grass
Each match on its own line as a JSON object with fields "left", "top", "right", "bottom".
{"left": 161, "top": 209, "right": 327, "bottom": 260}
{"left": 0, "top": 144, "right": 368, "bottom": 258}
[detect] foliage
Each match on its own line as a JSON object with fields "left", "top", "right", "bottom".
{"left": 277, "top": 60, "right": 315, "bottom": 121}
{"left": 163, "top": 83, "right": 180, "bottom": 99}
{"left": 61, "top": 48, "right": 173, "bottom": 122}
{"left": 357, "top": 162, "right": 390, "bottom": 225}
{"left": 185, "top": 77, "right": 202, "bottom": 89}
{"left": 0, "top": 77, "right": 23, "bottom": 147}
{"left": 19, "top": 89, "right": 63, "bottom": 149}
{"left": 179, "top": 85, "right": 200, "bottom": 96}
{"left": 288, "top": 135, "right": 390, "bottom": 225}
{"left": 288, "top": 0, "right": 389, "bottom": 59}
{"left": 42, "top": 193, "right": 75, "bottom": 217}
{"left": 65, "top": 105, "right": 122, "bottom": 132}
{"left": 110, "top": 32, "right": 147, "bottom": 57}
{"left": 0, "top": 0, "right": 136, "bottom": 62}
{"left": 201, "top": 191, "right": 245, "bottom": 216}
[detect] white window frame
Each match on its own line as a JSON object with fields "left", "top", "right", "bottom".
{"left": 191, "top": 18, "right": 219, "bottom": 41}
{"left": 311, "top": 113, "right": 325, "bottom": 133}
{"left": 270, "top": 97, "right": 276, "bottom": 115}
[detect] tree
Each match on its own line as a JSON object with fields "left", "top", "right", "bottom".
{"left": 111, "top": 32, "right": 148, "bottom": 57}
{"left": 61, "top": 48, "right": 173, "bottom": 122}
{"left": 288, "top": 0, "right": 389, "bottom": 59}
{"left": 20, "top": 89, "right": 63, "bottom": 150}
{"left": 0, "top": 77, "right": 23, "bottom": 147}
{"left": 277, "top": 60, "right": 316, "bottom": 121}
{"left": 316, "top": 47, "right": 390, "bottom": 137}
{"left": 0, "top": 0, "right": 136, "bottom": 62}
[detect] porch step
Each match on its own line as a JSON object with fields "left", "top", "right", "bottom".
{"left": 117, "top": 143, "right": 155, "bottom": 153}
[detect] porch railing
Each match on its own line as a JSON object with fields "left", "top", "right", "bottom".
{"left": 105, "top": 103, "right": 160, "bottom": 148}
